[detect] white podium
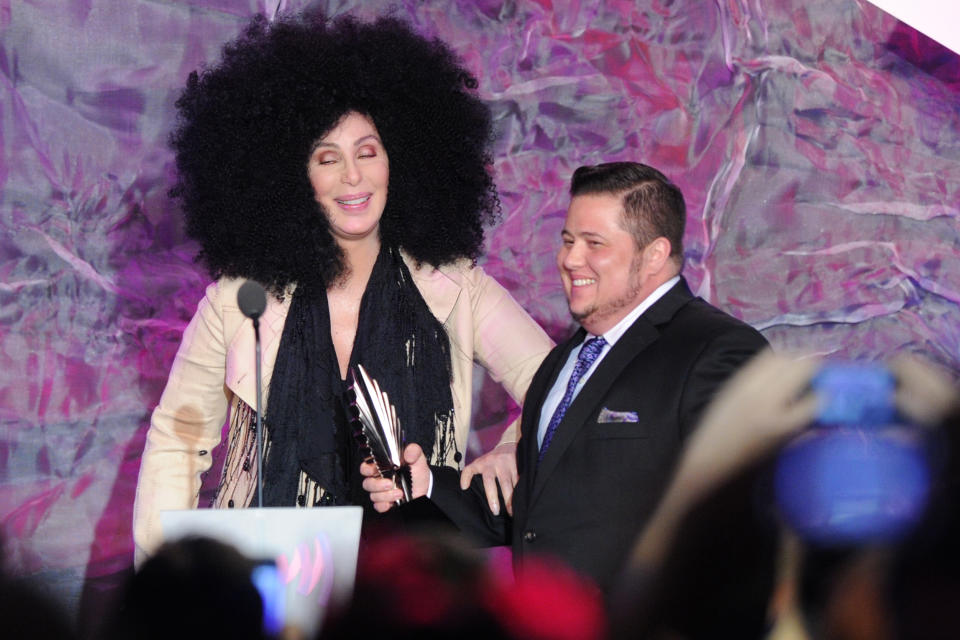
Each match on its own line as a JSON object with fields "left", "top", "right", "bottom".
{"left": 160, "top": 506, "right": 363, "bottom": 637}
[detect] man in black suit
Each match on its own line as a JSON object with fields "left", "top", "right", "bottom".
{"left": 362, "top": 162, "right": 768, "bottom": 595}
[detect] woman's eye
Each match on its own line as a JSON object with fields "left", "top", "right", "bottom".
{"left": 357, "top": 147, "right": 378, "bottom": 159}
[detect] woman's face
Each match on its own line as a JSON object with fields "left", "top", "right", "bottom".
{"left": 307, "top": 112, "right": 389, "bottom": 245}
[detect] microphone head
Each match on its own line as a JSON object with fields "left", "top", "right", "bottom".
{"left": 237, "top": 280, "right": 267, "bottom": 320}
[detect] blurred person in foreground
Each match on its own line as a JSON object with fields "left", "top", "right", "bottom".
{"left": 320, "top": 531, "right": 605, "bottom": 640}
{"left": 1, "top": 536, "right": 77, "bottom": 640}
{"left": 611, "top": 350, "right": 960, "bottom": 639}
{"left": 104, "top": 536, "right": 264, "bottom": 640}
{"left": 132, "top": 11, "right": 553, "bottom": 565}
{"left": 363, "top": 162, "right": 769, "bottom": 602}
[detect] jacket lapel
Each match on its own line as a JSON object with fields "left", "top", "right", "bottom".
{"left": 405, "top": 253, "right": 461, "bottom": 324}
{"left": 529, "top": 278, "right": 695, "bottom": 505}
{"left": 517, "top": 328, "right": 584, "bottom": 492}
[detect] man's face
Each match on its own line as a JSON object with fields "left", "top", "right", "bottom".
{"left": 557, "top": 193, "right": 652, "bottom": 335}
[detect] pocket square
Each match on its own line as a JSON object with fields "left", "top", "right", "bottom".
{"left": 597, "top": 407, "right": 639, "bottom": 423}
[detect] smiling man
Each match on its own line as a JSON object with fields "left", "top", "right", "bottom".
{"left": 363, "top": 162, "right": 769, "bottom": 595}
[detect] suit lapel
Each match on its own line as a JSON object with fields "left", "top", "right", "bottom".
{"left": 528, "top": 278, "right": 695, "bottom": 506}
{"left": 517, "top": 329, "right": 585, "bottom": 494}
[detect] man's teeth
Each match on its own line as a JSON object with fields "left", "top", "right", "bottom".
{"left": 338, "top": 196, "right": 370, "bottom": 205}
{"left": 572, "top": 278, "right": 596, "bottom": 286}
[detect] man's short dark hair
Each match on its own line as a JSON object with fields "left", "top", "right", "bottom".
{"left": 569, "top": 162, "right": 685, "bottom": 263}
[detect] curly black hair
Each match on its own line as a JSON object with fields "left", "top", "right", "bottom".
{"left": 169, "top": 11, "right": 499, "bottom": 294}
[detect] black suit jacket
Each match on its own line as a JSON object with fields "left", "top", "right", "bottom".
{"left": 432, "top": 278, "right": 768, "bottom": 592}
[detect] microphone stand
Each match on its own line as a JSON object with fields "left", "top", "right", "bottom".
{"left": 253, "top": 315, "right": 263, "bottom": 509}
{"left": 238, "top": 280, "right": 268, "bottom": 509}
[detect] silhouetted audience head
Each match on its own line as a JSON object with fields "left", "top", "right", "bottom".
{"left": 885, "top": 407, "right": 960, "bottom": 639}
{"left": 611, "top": 353, "right": 960, "bottom": 639}
{"left": 0, "top": 535, "right": 77, "bottom": 640}
{"left": 793, "top": 392, "right": 960, "bottom": 639}
{"left": 320, "top": 531, "right": 605, "bottom": 640}
{"left": 1, "top": 580, "right": 78, "bottom": 640}
{"left": 105, "top": 536, "right": 264, "bottom": 640}
{"left": 611, "top": 458, "right": 780, "bottom": 638}
{"left": 1, "top": 579, "right": 77, "bottom": 640}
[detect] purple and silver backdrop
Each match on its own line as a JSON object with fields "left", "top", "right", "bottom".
{"left": 1, "top": 0, "right": 958, "bottom": 632}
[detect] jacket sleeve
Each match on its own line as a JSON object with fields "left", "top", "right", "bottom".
{"left": 429, "top": 465, "right": 511, "bottom": 546}
{"left": 462, "top": 266, "right": 553, "bottom": 445}
{"left": 677, "top": 325, "right": 769, "bottom": 440}
{"left": 132, "top": 280, "right": 231, "bottom": 566}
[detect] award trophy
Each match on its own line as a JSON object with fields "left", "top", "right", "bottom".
{"left": 346, "top": 364, "right": 411, "bottom": 504}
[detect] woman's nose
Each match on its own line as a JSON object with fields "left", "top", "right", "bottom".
{"left": 341, "top": 160, "right": 361, "bottom": 185}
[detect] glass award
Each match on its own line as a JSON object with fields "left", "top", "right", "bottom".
{"left": 346, "top": 364, "right": 411, "bottom": 504}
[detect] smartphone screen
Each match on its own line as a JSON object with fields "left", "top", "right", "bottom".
{"left": 251, "top": 561, "right": 285, "bottom": 636}
{"left": 774, "top": 362, "right": 931, "bottom": 545}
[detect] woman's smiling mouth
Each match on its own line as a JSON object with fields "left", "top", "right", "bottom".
{"left": 335, "top": 193, "right": 372, "bottom": 208}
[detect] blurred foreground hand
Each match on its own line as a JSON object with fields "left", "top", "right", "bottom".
{"left": 632, "top": 349, "right": 821, "bottom": 567}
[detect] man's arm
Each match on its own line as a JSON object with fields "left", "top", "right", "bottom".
{"left": 677, "top": 325, "right": 769, "bottom": 439}
{"left": 431, "top": 464, "right": 511, "bottom": 546}
{"left": 362, "top": 444, "right": 511, "bottom": 547}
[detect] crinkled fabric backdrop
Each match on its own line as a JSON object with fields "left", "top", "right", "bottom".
{"left": 1, "top": 0, "right": 958, "bottom": 633}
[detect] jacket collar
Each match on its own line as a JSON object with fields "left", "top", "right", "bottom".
{"left": 402, "top": 250, "right": 461, "bottom": 325}
{"left": 225, "top": 250, "right": 462, "bottom": 410}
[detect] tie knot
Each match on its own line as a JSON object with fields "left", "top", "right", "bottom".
{"left": 577, "top": 336, "right": 606, "bottom": 366}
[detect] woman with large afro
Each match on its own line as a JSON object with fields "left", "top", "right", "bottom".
{"left": 132, "top": 11, "right": 553, "bottom": 562}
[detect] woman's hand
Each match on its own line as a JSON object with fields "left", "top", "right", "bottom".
{"left": 360, "top": 443, "right": 431, "bottom": 512}
{"left": 460, "top": 442, "right": 518, "bottom": 516}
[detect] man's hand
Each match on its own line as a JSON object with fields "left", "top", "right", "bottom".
{"left": 360, "top": 443, "right": 431, "bottom": 513}
{"left": 460, "top": 442, "right": 517, "bottom": 516}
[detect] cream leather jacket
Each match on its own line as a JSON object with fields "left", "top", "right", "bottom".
{"left": 132, "top": 254, "right": 552, "bottom": 563}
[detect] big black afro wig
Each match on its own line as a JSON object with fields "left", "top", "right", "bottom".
{"left": 169, "top": 11, "right": 500, "bottom": 295}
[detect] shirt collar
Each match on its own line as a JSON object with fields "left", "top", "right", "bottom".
{"left": 591, "top": 275, "right": 681, "bottom": 347}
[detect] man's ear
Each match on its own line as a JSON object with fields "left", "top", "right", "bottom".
{"left": 644, "top": 237, "right": 672, "bottom": 272}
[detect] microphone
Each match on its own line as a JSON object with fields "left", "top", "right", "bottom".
{"left": 238, "top": 280, "right": 267, "bottom": 322}
{"left": 238, "top": 280, "right": 267, "bottom": 508}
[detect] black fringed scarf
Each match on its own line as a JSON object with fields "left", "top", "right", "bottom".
{"left": 261, "top": 246, "right": 456, "bottom": 506}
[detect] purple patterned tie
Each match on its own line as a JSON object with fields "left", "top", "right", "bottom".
{"left": 538, "top": 336, "right": 607, "bottom": 462}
